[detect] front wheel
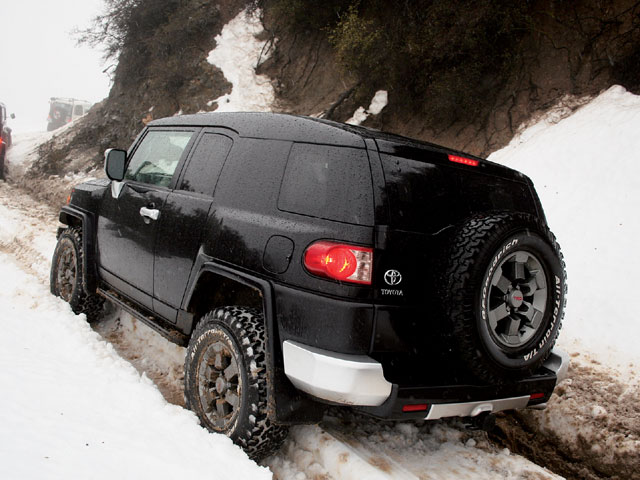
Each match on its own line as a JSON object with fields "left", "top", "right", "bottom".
{"left": 184, "top": 306, "right": 288, "bottom": 460}
{"left": 50, "top": 227, "right": 104, "bottom": 322}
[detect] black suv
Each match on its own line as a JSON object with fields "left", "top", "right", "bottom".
{"left": 50, "top": 113, "right": 567, "bottom": 459}
{"left": 0, "top": 102, "right": 14, "bottom": 180}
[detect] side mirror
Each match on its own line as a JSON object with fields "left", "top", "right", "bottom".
{"left": 104, "top": 148, "right": 126, "bottom": 181}
{"left": 10, "top": 114, "right": 15, "bottom": 120}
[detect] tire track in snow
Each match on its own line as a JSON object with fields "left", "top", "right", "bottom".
{"left": 0, "top": 182, "right": 58, "bottom": 283}
{"left": 0, "top": 181, "right": 187, "bottom": 408}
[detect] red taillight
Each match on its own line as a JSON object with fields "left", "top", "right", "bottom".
{"left": 448, "top": 154, "right": 479, "bottom": 167}
{"left": 304, "top": 241, "right": 373, "bottom": 285}
{"left": 402, "top": 404, "right": 429, "bottom": 412}
{"left": 530, "top": 393, "right": 545, "bottom": 400}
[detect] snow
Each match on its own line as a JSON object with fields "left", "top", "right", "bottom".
{"left": 206, "top": 9, "right": 275, "bottom": 112}
{"left": 346, "top": 90, "right": 388, "bottom": 125}
{"left": 267, "top": 421, "right": 561, "bottom": 480}
{"left": 0, "top": 220, "right": 270, "bottom": 479}
{"left": 4, "top": 130, "right": 56, "bottom": 177}
{"left": 489, "top": 85, "right": 640, "bottom": 371}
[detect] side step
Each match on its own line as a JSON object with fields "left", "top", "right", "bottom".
{"left": 98, "top": 288, "right": 189, "bottom": 346}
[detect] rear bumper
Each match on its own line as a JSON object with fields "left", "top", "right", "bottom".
{"left": 282, "top": 340, "right": 393, "bottom": 406}
{"left": 282, "top": 340, "right": 569, "bottom": 419}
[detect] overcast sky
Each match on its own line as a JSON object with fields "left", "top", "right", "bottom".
{"left": 2, "top": 0, "right": 111, "bottom": 133}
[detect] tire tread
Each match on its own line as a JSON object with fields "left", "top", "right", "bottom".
{"left": 51, "top": 227, "right": 104, "bottom": 322}
{"left": 185, "top": 306, "right": 288, "bottom": 460}
{"left": 442, "top": 212, "right": 567, "bottom": 382}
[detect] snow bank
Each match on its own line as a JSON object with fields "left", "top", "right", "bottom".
{"left": 346, "top": 90, "right": 388, "bottom": 125}
{"left": 489, "top": 85, "right": 640, "bottom": 369}
{"left": 0, "top": 253, "right": 270, "bottom": 479}
{"left": 5, "top": 131, "right": 56, "bottom": 177}
{"left": 207, "top": 9, "right": 275, "bottom": 112}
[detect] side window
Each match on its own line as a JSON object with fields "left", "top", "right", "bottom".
{"left": 178, "top": 133, "right": 233, "bottom": 195}
{"left": 124, "top": 130, "right": 194, "bottom": 187}
{"left": 278, "top": 143, "right": 374, "bottom": 226}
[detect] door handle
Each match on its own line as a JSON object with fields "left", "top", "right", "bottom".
{"left": 140, "top": 206, "right": 160, "bottom": 221}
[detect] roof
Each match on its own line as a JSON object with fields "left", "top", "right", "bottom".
{"left": 148, "top": 112, "right": 488, "bottom": 162}
{"left": 149, "top": 112, "right": 366, "bottom": 147}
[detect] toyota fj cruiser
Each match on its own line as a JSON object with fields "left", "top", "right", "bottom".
{"left": 50, "top": 113, "right": 568, "bottom": 459}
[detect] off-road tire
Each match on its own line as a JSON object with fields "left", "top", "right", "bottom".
{"left": 442, "top": 212, "right": 567, "bottom": 382}
{"left": 184, "top": 306, "right": 288, "bottom": 460}
{"left": 50, "top": 227, "right": 104, "bottom": 322}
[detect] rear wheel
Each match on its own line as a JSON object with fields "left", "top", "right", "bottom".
{"left": 50, "top": 227, "right": 104, "bottom": 322}
{"left": 442, "top": 213, "right": 566, "bottom": 382}
{"left": 184, "top": 306, "right": 288, "bottom": 460}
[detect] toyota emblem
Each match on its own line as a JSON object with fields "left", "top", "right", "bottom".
{"left": 384, "top": 269, "right": 402, "bottom": 286}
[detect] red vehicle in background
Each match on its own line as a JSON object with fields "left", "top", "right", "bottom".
{"left": 0, "top": 102, "right": 15, "bottom": 180}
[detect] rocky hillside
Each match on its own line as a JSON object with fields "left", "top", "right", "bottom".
{"left": 22, "top": 0, "right": 640, "bottom": 206}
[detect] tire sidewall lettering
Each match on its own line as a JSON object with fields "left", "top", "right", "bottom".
{"left": 192, "top": 324, "right": 244, "bottom": 435}
{"left": 523, "top": 274, "right": 563, "bottom": 361}
{"left": 479, "top": 233, "right": 563, "bottom": 367}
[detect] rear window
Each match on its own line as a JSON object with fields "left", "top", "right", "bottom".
{"left": 381, "top": 153, "right": 454, "bottom": 230}
{"left": 278, "top": 143, "right": 374, "bottom": 226}
{"left": 381, "top": 153, "right": 534, "bottom": 231}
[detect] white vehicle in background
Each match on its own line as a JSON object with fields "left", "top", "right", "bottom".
{"left": 47, "top": 98, "right": 92, "bottom": 131}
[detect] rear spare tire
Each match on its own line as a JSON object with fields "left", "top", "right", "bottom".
{"left": 442, "top": 213, "right": 566, "bottom": 382}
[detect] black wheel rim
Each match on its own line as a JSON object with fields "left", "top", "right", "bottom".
{"left": 486, "top": 250, "right": 548, "bottom": 348}
{"left": 197, "top": 335, "right": 242, "bottom": 431}
{"left": 56, "top": 242, "right": 77, "bottom": 302}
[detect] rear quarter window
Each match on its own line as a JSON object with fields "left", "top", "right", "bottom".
{"left": 178, "top": 133, "right": 233, "bottom": 196}
{"left": 278, "top": 143, "right": 374, "bottom": 226}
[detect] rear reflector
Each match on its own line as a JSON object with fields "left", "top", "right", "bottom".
{"left": 402, "top": 404, "right": 429, "bottom": 413}
{"left": 448, "top": 154, "right": 479, "bottom": 167}
{"left": 530, "top": 393, "right": 545, "bottom": 400}
{"left": 304, "top": 241, "right": 373, "bottom": 285}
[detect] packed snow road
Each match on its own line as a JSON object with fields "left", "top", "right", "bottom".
{"left": 2, "top": 85, "right": 640, "bottom": 479}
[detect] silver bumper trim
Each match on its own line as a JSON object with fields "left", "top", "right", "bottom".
{"left": 282, "top": 340, "right": 393, "bottom": 406}
{"left": 543, "top": 348, "right": 570, "bottom": 383}
{"left": 425, "top": 395, "right": 531, "bottom": 420}
{"left": 425, "top": 348, "right": 571, "bottom": 420}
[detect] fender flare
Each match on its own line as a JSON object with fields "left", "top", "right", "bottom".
{"left": 183, "top": 259, "right": 284, "bottom": 419}
{"left": 58, "top": 205, "right": 98, "bottom": 293}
